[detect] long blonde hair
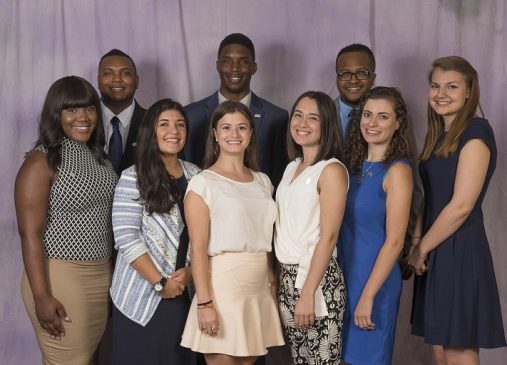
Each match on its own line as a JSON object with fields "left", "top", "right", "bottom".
{"left": 420, "top": 56, "right": 482, "bottom": 160}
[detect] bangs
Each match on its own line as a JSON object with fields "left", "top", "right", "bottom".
{"left": 60, "top": 79, "right": 97, "bottom": 109}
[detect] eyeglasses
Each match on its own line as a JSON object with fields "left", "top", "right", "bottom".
{"left": 336, "top": 70, "right": 372, "bottom": 81}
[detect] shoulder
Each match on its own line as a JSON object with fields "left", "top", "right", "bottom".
{"left": 319, "top": 159, "right": 349, "bottom": 189}
{"left": 463, "top": 117, "right": 494, "bottom": 139}
{"left": 321, "top": 159, "right": 348, "bottom": 179}
{"left": 253, "top": 170, "right": 272, "bottom": 186}
{"left": 461, "top": 117, "right": 496, "bottom": 152}
{"left": 134, "top": 100, "right": 146, "bottom": 114}
{"left": 116, "top": 165, "right": 138, "bottom": 187}
{"left": 384, "top": 160, "right": 413, "bottom": 188}
{"left": 185, "top": 93, "right": 217, "bottom": 113}
{"left": 180, "top": 159, "right": 201, "bottom": 177}
{"left": 252, "top": 93, "right": 288, "bottom": 118}
{"left": 16, "top": 150, "right": 51, "bottom": 186}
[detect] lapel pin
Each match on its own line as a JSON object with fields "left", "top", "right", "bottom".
{"left": 254, "top": 113, "right": 261, "bottom": 118}
{"left": 132, "top": 142, "right": 137, "bottom": 147}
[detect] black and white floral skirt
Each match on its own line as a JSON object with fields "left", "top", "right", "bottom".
{"left": 278, "top": 258, "right": 346, "bottom": 365}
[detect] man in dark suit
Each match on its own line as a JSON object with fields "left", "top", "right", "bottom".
{"left": 98, "top": 49, "right": 146, "bottom": 174}
{"left": 184, "top": 33, "right": 288, "bottom": 187}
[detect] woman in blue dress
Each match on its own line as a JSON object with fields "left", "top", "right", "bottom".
{"left": 339, "top": 86, "right": 414, "bottom": 365}
{"left": 408, "top": 56, "right": 506, "bottom": 365}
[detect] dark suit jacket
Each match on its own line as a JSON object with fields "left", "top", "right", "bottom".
{"left": 103, "top": 101, "right": 146, "bottom": 174}
{"left": 184, "top": 92, "right": 289, "bottom": 187}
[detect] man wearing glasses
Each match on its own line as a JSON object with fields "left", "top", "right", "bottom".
{"left": 335, "top": 43, "right": 376, "bottom": 142}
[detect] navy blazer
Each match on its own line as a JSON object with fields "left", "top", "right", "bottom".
{"left": 112, "top": 101, "right": 146, "bottom": 173}
{"left": 184, "top": 92, "right": 289, "bottom": 187}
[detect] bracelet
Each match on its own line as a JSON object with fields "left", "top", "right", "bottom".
{"left": 197, "top": 303, "right": 214, "bottom": 309}
{"left": 197, "top": 299, "right": 213, "bottom": 306}
{"left": 268, "top": 282, "right": 277, "bottom": 288}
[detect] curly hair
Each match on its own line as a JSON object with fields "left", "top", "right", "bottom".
{"left": 135, "top": 98, "right": 188, "bottom": 214}
{"left": 202, "top": 101, "right": 259, "bottom": 171}
{"left": 287, "top": 91, "right": 343, "bottom": 163}
{"left": 420, "top": 56, "right": 481, "bottom": 160}
{"left": 36, "top": 76, "right": 107, "bottom": 170}
{"left": 345, "top": 86, "right": 413, "bottom": 174}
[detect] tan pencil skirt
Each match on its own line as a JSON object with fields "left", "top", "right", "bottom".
{"left": 181, "top": 252, "right": 285, "bottom": 356}
{"left": 21, "top": 258, "right": 112, "bottom": 365}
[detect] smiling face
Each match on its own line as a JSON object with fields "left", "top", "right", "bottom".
{"left": 290, "top": 97, "right": 321, "bottom": 150}
{"left": 216, "top": 44, "right": 257, "bottom": 101}
{"left": 61, "top": 106, "right": 97, "bottom": 143}
{"left": 213, "top": 111, "right": 253, "bottom": 155}
{"left": 98, "top": 55, "right": 139, "bottom": 113}
{"left": 336, "top": 51, "right": 376, "bottom": 106}
{"left": 360, "top": 98, "right": 399, "bottom": 151}
{"left": 428, "top": 68, "right": 470, "bottom": 128}
{"left": 155, "top": 109, "right": 186, "bottom": 157}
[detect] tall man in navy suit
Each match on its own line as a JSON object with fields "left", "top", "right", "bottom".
{"left": 185, "top": 33, "right": 288, "bottom": 187}
{"left": 98, "top": 49, "right": 146, "bottom": 174}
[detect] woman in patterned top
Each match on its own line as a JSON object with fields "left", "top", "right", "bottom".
{"left": 109, "top": 99, "right": 200, "bottom": 364}
{"left": 15, "top": 76, "right": 118, "bottom": 365}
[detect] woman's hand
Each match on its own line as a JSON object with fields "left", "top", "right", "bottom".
{"left": 407, "top": 244, "right": 428, "bottom": 276}
{"left": 354, "top": 295, "right": 375, "bottom": 331}
{"left": 160, "top": 278, "right": 185, "bottom": 299}
{"left": 171, "top": 267, "right": 192, "bottom": 287}
{"left": 198, "top": 306, "right": 219, "bottom": 336}
{"left": 294, "top": 293, "right": 315, "bottom": 328}
{"left": 34, "top": 294, "right": 70, "bottom": 339}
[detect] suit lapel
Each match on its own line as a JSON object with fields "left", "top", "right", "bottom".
{"left": 250, "top": 93, "right": 265, "bottom": 131}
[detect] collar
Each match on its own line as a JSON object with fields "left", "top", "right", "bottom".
{"left": 218, "top": 90, "right": 252, "bottom": 108}
{"left": 338, "top": 97, "right": 354, "bottom": 117}
{"left": 100, "top": 100, "right": 136, "bottom": 128}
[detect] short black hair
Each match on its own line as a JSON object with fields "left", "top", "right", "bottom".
{"left": 218, "top": 33, "right": 255, "bottom": 60}
{"left": 99, "top": 49, "right": 137, "bottom": 74}
{"left": 336, "top": 43, "right": 376, "bottom": 71}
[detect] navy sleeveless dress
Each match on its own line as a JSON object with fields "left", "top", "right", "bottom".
{"left": 411, "top": 117, "right": 506, "bottom": 348}
{"left": 339, "top": 159, "right": 409, "bottom": 365}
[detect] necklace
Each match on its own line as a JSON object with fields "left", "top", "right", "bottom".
{"left": 357, "top": 160, "right": 381, "bottom": 183}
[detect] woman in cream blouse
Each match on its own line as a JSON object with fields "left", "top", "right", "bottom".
{"left": 181, "top": 101, "right": 284, "bottom": 365}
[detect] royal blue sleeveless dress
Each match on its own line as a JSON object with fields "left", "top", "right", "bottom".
{"left": 339, "top": 159, "right": 409, "bottom": 365}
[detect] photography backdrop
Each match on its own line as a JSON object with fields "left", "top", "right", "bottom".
{"left": 1, "top": 1, "right": 505, "bottom": 364}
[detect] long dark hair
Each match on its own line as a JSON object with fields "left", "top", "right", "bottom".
{"left": 346, "top": 86, "right": 413, "bottom": 174}
{"left": 202, "top": 101, "right": 259, "bottom": 170}
{"left": 420, "top": 56, "right": 481, "bottom": 160}
{"left": 36, "top": 76, "right": 106, "bottom": 169}
{"left": 135, "top": 98, "right": 188, "bottom": 214}
{"left": 287, "top": 91, "right": 342, "bottom": 163}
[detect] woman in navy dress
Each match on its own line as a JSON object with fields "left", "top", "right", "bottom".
{"left": 339, "top": 87, "right": 413, "bottom": 365}
{"left": 408, "top": 56, "right": 506, "bottom": 365}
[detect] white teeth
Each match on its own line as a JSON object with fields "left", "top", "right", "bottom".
{"left": 347, "top": 87, "right": 360, "bottom": 91}
{"left": 74, "top": 126, "right": 90, "bottom": 131}
{"left": 227, "top": 141, "right": 241, "bottom": 144}
{"left": 164, "top": 138, "right": 179, "bottom": 143}
{"left": 366, "top": 129, "right": 380, "bottom": 135}
{"left": 297, "top": 130, "right": 310, "bottom": 136}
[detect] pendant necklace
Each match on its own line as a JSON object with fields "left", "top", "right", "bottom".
{"left": 357, "top": 159, "right": 381, "bottom": 183}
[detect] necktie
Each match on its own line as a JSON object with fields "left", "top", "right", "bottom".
{"left": 108, "top": 116, "right": 122, "bottom": 174}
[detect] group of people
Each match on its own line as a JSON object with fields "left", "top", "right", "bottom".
{"left": 14, "top": 32, "right": 505, "bottom": 365}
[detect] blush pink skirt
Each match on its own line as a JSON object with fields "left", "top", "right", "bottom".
{"left": 181, "top": 252, "right": 284, "bottom": 356}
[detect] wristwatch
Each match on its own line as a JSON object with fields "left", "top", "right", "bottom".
{"left": 153, "top": 276, "right": 168, "bottom": 293}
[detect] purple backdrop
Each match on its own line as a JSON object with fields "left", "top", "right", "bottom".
{"left": 1, "top": 1, "right": 505, "bottom": 364}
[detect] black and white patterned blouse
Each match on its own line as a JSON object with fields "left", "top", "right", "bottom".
{"left": 34, "top": 137, "right": 118, "bottom": 260}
